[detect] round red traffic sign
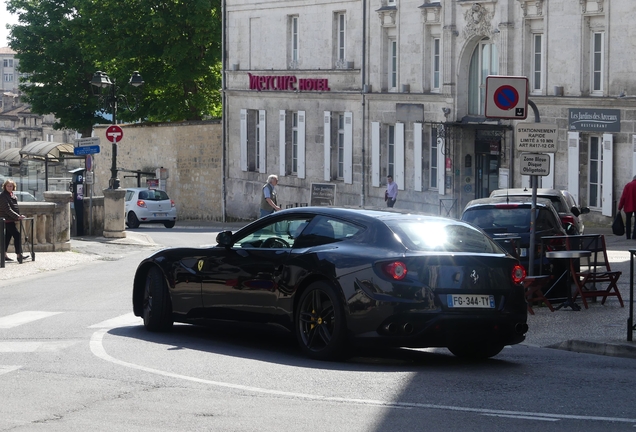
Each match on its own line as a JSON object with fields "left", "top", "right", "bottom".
{"left": 493, "top": 85, "right": 519, "bottom": 111}
{"left": 105, "top": 125, "right": 124, "bottom": 143}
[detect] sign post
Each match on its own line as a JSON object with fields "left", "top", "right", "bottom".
{"left": 105, "top": 125, "right": 124, "bottom": 189}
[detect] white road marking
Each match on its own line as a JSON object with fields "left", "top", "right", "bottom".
{"left": 0, "top": 311, "right": 62, "bottom": 329}
{"left": 90, "top": 322, "right": 636, "bottom": 425}
{"left": 0, "top": 341, "right": 78, "bottom": 352}
{"left": 482, "top": 413, "right": 559, "bottom": 421}
{"left": 0, "top": 365, "right": 21, "bottom": 375}
{"left": 89, "top": 312, "right": 141, "bottom": 329}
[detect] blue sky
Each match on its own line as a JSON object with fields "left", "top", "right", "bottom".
{"left": 1, "top": 2, "right": 19, "bottom": 47}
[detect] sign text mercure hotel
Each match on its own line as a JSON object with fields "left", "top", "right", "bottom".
{"left": 248, "top": 73, "right": 330, "bottom": 92}
{"left": 569, "top": 108, "right": 620, "bottom": 132}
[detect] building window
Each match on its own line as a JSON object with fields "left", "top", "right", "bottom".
{"left": 591, "top": 32, "right": 604, "bottom": 93}
{"left": 387, "top": 125, "right": 395, "bottom": 177}
{"left": 430, "top": 128, "right": 438, "bottom": 189}
{"left": 588, "top": 136, "right": 603, "bottom": 208}
{"left": 468, "top": 40, "right": 499, "bottom": 115}
{"left": 532, "top": 33, "right": 543, "bottom": 92}
{"left": 338, "top": 13, "right": 346, "bottom": 63}
{"left": 387, "top": 0, "right": 396, "bottom": 5}
{"left": 292, "top": 112, "right": 298, "bottom": 174}
{"left": 389, "top": 38, "right": 397, "bottom": 90}
{"left": 432, "top": 38, "right": 440, "bottom": 91}
{"left": 3, "top": 59, "right": 13, "bottom": 67}
{"left": 3, "top": 74, "right": 13, "bottom": 82}
{"left": 289, "top": 16, "right": 299, "bottom": 68}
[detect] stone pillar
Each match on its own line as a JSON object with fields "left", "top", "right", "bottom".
{"left": 43, "top": 191, "right": 72, "bottom": 251}
{"left": 103, "top": 188, "right": 126, "bottom": 238}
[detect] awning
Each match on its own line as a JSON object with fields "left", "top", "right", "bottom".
{"left": 0, "top": 147, "right": 22, "bottom": 165}
{"left": 20, "top": 141, "right": 75, "bottom": 163}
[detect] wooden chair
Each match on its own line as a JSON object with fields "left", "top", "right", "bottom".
{"left": 522, "top": 275, "right": 554, "bottom": 315}
{"left": 565, "top": 234, "right": 623, "bottom": 309}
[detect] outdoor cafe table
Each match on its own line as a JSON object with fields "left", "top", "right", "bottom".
{"left": 545, "top": 250, "right": 591, "bottom": 311}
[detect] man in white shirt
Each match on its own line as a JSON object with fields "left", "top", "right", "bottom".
{"left": 385, "top": 175, "right": 398, "bottom": 208}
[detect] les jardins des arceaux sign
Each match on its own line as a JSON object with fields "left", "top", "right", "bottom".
{"left": 248, "top": 73, "right": 330, "bottom": 92}
{"left": 569, "top": 108, "right": 620, "bottom": 132}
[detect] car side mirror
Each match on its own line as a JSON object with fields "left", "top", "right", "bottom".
{"left": 570, "top": 207, "right": 581, "bottom": 217}
{"left": 216, "top": 231, "right": 234, "bottom": 247}
{"left": 580, "top": 207, "right": 590, "bottom": 215}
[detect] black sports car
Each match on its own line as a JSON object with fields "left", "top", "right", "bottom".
{"left": 132, "top": 207, "right": 528, "bottom": 360}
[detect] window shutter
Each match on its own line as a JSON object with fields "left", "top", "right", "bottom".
{"left": 279, "top": 110, "right": 286, "bottom": 177}
{"left": 240, "top": 109, "right": 247, "bottom": 171}
{"left": 323, "top": 111, "right": 331, "bottom": 181}
{"left": 258, "top": 110, "right": 266, "bottom": 173}
{"left": 297, "top": 111, "right": 306, "bottom": 179}
{"left": 413, "top": 123, "right": 422, "bottom": 192}
{"left": 602, "top": 133, "right": 613, "bottom": 216}
{"left": 372, "top": 122, "right": 380, "bottom": 187}
{"left": 543, "top": 153, "right": 554, "bottom": 189}
{"left": 344, "top": 112, "right": 353, "bottom": 184}
{"left": 396, "top": 122, "right": 404, "bottom": 191}
{"left": 567, "top": 132, "right": 580, "bottom": 204}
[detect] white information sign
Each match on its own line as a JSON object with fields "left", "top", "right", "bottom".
{"left": 516, "top": 123, "right": 558, "bottom": 153}
{"left": 520, "top": 153, "right": 551, "bottom": 176}
{"left": 75, "top": 137, "right": 100, "bottom": 147}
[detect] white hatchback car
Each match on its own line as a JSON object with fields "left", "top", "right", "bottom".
{"left": 124, "top": 187, "right": 177, "bottom": 229}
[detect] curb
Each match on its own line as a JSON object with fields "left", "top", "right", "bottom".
{"left": 549, "top": 340, "right": 636, "bottom": 360}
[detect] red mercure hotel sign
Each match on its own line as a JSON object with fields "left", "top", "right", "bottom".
{"left": 248, "top": 73, "right": 331, "bottom": 92}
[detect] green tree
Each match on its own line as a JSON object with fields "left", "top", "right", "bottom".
{"left": 7, "top": 0, "right": 222, "bottom": 135}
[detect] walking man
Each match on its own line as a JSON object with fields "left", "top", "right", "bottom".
{"left": 260, "top": 174, "right": 282, "bottom": 217}
{"left": 385, "top": 175, "right": 398, "bottom": 208}
{"left": 618, "top": 175, "right": 636, "bottom": 239}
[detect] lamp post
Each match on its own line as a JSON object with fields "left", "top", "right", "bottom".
{"left": 90, "top": 70, "right": 144, "bottom": 189}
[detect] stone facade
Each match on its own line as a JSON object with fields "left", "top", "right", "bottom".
{"left": 92, "top": 120, "right": 224, "bottom": 222}
{"left": 223, "top": 0, "right": 636, "bottom": 225}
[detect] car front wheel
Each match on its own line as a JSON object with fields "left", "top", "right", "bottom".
{"left": 164, "top": 221, "right": 175, "bottom": 228}
{"left": 295, "top": 281, "right": 347, "bottom": 361}
{"left": 143, "top": 266, "right": 173, "bottom": 331}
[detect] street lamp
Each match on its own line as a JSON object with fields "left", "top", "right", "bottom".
{"left": 90, "top": 70, "right": 144, "bottom": 189}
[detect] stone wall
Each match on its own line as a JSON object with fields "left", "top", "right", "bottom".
{"left": 92, "top": 120, "right": 223, "bottom": 222}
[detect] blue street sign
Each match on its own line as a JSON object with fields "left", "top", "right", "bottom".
{"left": 74, "top": 145, "right": 101, "bottom": 155}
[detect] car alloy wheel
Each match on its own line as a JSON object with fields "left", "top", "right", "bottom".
{"left": 143, "top": 266, "right": 173, "bottom": 332}
{"left": 295, "top": 281, "right": 347, "bottom": 361}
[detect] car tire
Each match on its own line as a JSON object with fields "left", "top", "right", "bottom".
{"left": 143, "top": 266, "right": 173, "bottom": 332}
{"left": 164, "top": 221, "right": 176, "bottom": 228}
{"left": 295, "top": 281, "right": 348, "bottom": 361}
{"left": 127, "top": 212, "right": 140, "bottom": 229}
{"left": 447, "top": 342, "right": 504, "bottom": 360}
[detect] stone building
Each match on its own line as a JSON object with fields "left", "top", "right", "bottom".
{"left": 223, "top": 0, "right": 636, "bottom": 224}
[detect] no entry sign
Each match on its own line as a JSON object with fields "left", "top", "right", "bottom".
{"left": 485, "top": 76, "right": 528, "bottom": 120}
{"left": 105, "top": 125, "right": 124, "bottom": 143}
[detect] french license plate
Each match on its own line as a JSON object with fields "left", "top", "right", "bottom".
{"left": 447, "top": 294, "right": 495, "bottom": 308}
{"left": 154, "top": 213, "right": 167, "bottom": 217}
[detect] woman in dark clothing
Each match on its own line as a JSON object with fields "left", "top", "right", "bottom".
{"left": 0, "top": 179, "right": 27, "bottom": 263}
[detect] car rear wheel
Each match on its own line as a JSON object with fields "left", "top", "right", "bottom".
{"left": 295, "top": 281, "right": 347, "bottom": 361}
{"left": 448, "top": 342, "right": 504, "bottom": 360}
{"left": 164, "top": 221, "right": 175, "bottom": 228}
{"left": 127, "top": 212, "right": 140, "bottom": 229}
{"left": 143, "top": 266, "right": 173, "bottom": 331}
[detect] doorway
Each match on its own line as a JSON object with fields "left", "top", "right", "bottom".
{"left": 476, "top": 153, "right": 499, "bottom": 198}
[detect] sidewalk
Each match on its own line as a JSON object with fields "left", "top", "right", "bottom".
{"left": 1, "top": 222, "right": 635, "bottom": 359}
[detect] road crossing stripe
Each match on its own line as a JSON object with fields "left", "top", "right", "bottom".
{"left": 0, "top": 365, "right": 21, "bottom": 376}
{"left": 0, "top": 341, "right": 78, "bottom": 352}
{"left": 89, "top": 312, "right": 141, "bottom": 329}
{"left": 0, "top": 311, "right": 62, "bottom": 329}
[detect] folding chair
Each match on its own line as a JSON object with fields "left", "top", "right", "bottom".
{"left": 565, "top": 234, "right": 623, "bottom": 309}
{"left": 522, "top": 275, "right": 554, "bottom": 315}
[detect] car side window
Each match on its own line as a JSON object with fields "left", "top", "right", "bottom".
{"left": 295, "top": 216, "right": 363, "bottom": 248}
{"left": 235, "top": 217, "right": 313, "bottom": 249}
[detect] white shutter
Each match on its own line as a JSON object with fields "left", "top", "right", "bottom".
{"left": 298, "top": 110, "right": 306, "bottom": 179}
{"left": 632, "top": 134, "right": 636, "bottom": 177}
{"left": 279, "top": 110, "right": 286, "bottom": 176}
{"left": 602, "top": 133, "right": 613, "bottom": 216}
{"left": 396, "top": 122, "right": 405, "bottom": 190}
{"left": 413, "top": 123, "right": 422, "bottom": 192}
{"left": 521, "top": 174, "right": 530, "bottom": 189}
{"left": 543, "top": 153, "right": 554, "bottom": 189}
{"left": 437, "top": 135, "right": 445, "bottom": 196}
{"left": 258, "top": 110, "right": 266, "bottom": 173}
{"left": 323, "top": 111, "right": 331, "bottom": 181}
{"left": 372, "top": 122, "right": 380, "bottom": 187}
{"left": 240, "top": 109, "right": 248, "bottom": 171}
{"left": 344, "top": 112, "right": 353, "bottom": 184}
{"left": 567, "top": 131, "right": 580, "bottom": 204}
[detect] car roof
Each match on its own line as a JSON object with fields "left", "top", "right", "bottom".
{"left": 126, "top": 187, "right": 167, "bottom": 192}
{"left": 490, "top": 188, "right": 565, "bottom": 199}
{"left": 464, "top": 196, "right": 554, "bottom": 209}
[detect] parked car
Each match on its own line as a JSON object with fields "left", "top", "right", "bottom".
{"left": 461, "top": 196, "right": 567, "bottom": 276}
{"left": 14, "top": 191, "right": 38, "bottom": 202}
{"left": 124, "top": 187, "right": 177, "bottom": 229}
{"left": 132, "top": 207, "right": 528, "bottom": 360}
{"left": 489, "top": 188, "right": 590, "bottom": 235}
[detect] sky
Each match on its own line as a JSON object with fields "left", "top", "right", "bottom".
{"left": 1, "top": 1, "right": 19, "bottom": 47}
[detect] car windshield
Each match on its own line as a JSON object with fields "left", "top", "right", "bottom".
{"left": 384, "top": 220, "right": 502, "bottom": 253}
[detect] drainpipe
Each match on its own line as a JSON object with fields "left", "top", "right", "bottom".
{"left": 360, "top": 0, "right": 367, "bottom": 208}
{"left": 221, "top": 0, "right": 227, "bottom": 223}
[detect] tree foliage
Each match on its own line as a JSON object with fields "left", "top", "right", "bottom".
{"left": 7, "top": 0, "right": 222, "bottom": 136}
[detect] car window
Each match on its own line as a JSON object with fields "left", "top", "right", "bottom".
{"left": 125, "top": 190, "right": 134, "bottom": 201}
{"left": 537, "top": 196, "right": 563, "bottom": 212}
{"left": 385, "top": 220, "right": 501, "bottom": 253}
{"left": 536, "top": 208, "right": 558, "bottom": 230}
{"left": 295, "top": 216, "right": 364, "bottom": 248}
{"left": 462, "top": 207, "right": 532, "bottom": 231}
{"left": 235, "top": 217, "right": 314, "bottom": 249}
{"left": 146, "top": 190, "right": 169, "bottom": 200}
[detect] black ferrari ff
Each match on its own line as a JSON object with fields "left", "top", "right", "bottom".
{"left": 132, "top": 207, "right": 528, "bottom": 361}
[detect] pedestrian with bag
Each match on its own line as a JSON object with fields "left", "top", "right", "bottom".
{"left": 260, "top": 174, "right": 282, "bottom": 217}
{"left": 0, "top": 179, "right": 28, "bottom": 263}
{"left": 618, "top": 175, "right": 636, "bottom": 239}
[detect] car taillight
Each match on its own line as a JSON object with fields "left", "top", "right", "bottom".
{"left": 512, "top": 264, "right": 526, "bottom": 284}
{"left": 384, "top": 261, "right": 408, "bottom": 280}
{"left": 170, "top": 199, "right": 175, "bottom": 208}
{"left": 495, "top": 204, "right": 519, "bottom": 209}
{"left": 136, "top": 200, "right": 147, "bottom": 208}
{"left": 561, "top": 215, "right": 576, "bottom": 225}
